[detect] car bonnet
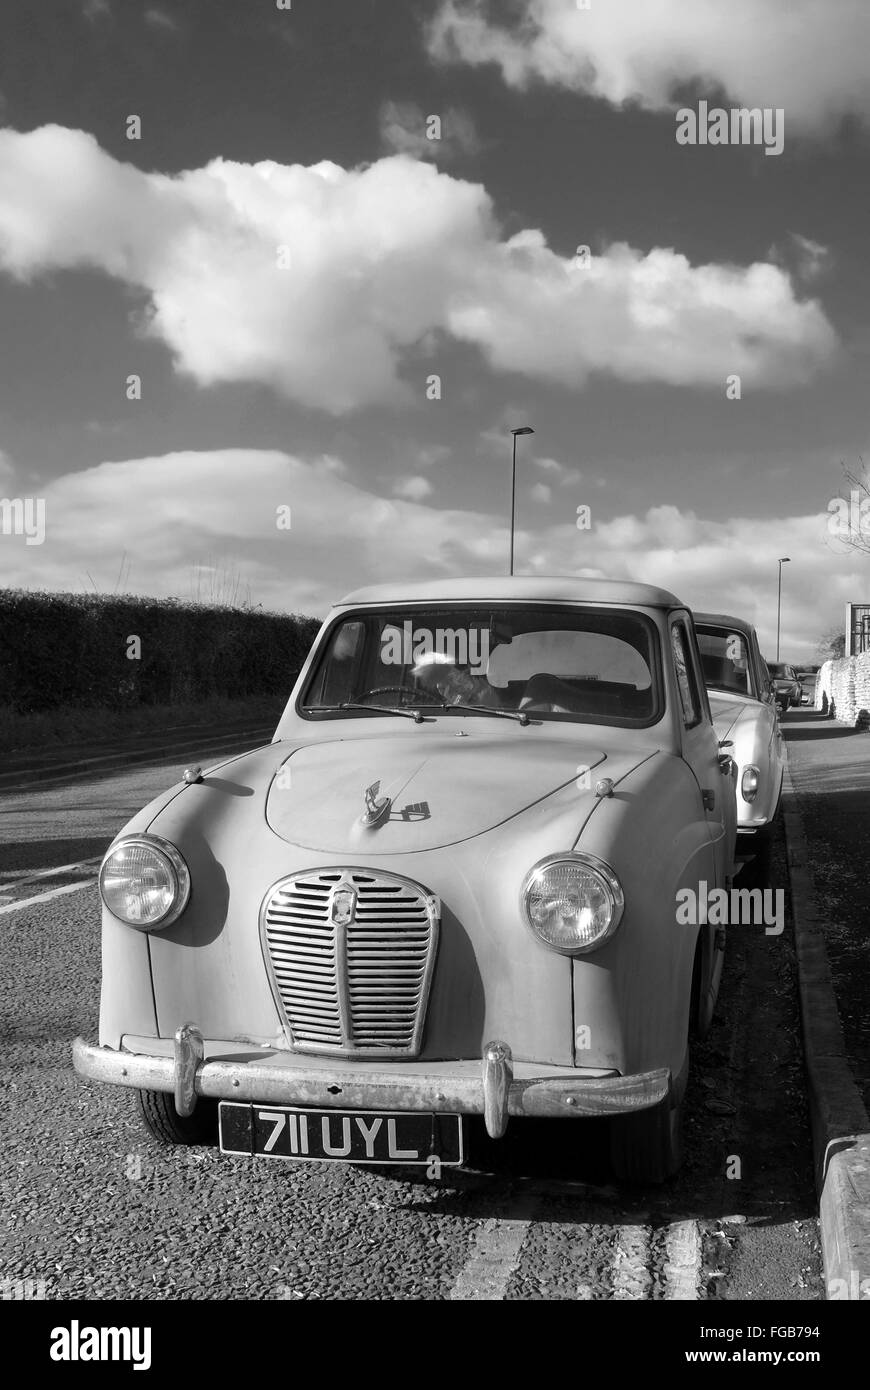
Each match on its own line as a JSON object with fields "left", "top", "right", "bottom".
{"left": 265, "top": 728, "right": 637, "bottom": 854}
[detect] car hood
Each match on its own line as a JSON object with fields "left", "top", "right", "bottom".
{"left": 265, "top": 729, "right": 646, "bottom": 854}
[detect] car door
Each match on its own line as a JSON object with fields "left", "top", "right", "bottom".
{"left": 670, "top": 612, "right": 736, "bottom": 887}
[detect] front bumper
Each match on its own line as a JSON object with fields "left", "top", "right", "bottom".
{"left": 72, "top": 1029, "right": 671, "bottom": 1141}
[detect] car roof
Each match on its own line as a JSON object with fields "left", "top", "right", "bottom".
{"left": 693, "top": 611, "right": 756, "bottom": 635}
{"left": 335, "top": 576, "right": 683, "bottom": 608}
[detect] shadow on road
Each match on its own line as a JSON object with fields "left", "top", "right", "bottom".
{"left": 0, "top": 836, "right": 111, "bottom": 876}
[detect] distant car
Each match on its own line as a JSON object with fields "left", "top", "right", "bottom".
{"left": 74, "top": 577, "right": 737, "bottom": 1184}
{"left": 795, "top": 670, "right": 817, "bottom": 705}
{"left": 695, "top": 614, "right": 784, "bottom": 861}
{"left": 766, "top": 662, "right": 802, "bottom": 713}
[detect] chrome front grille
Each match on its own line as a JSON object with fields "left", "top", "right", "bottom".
{"left": 261, "top": 869, "right": 440, "bottom": 1057}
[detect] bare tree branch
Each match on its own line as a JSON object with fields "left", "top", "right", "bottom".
{"left": 828, "top": 456, "right": 870, "bottom": 555}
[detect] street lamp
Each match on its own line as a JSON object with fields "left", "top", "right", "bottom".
{"left": 776, "top": 557, "right": 790, "bottom": 661}
{"left": 509, "top": 426, "right": 535, "bottom": 576}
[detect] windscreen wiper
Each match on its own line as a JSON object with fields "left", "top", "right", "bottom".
{"left": 450, "top": 702, "right": 530, "bottom": 725}
{"left": 340, "top": 701, "right": 426, "bottom": 721}
{"left": 303, "top": 703, "right": 424, "bottom": 720}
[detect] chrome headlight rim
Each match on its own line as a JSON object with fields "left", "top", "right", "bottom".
{"left": 521, "top": 851, "right": 625, "bottom": 956}
{"left": 99, "top": 833, "right": 191, "bottom": 931}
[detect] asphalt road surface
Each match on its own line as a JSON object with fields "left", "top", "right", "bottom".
{"left": 0, "top": 748, "right": 822, "bottom": 1301}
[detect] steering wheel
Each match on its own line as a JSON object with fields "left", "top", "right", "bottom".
{"left": 351, "top": 686, "right": 428, "bottom": 705}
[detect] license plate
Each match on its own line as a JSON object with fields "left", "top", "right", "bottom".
{"left": 219, "top": 1103, "right": 464, "bottom": 1167}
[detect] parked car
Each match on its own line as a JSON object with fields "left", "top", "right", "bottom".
{"left": 74, "top": 577, "right": 737, "bottom": 1184}
{"left": 766, "top": 662, "right": 803, "bottom": 713}
{"left": 694, "top": 613, "right": 784, "bottom": 865}
{"left": 796, "top": 670, "right": 817, "bottom": 705}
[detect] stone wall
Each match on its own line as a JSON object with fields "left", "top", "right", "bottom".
{"left": 816, "top": 653, "right": 870, "bottom": 728}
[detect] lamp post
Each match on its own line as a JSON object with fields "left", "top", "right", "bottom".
{"left": 776, "top": 557, "right": 790, "bottom": 661}
{"left": 509, "top": 426, "right": 535, "bottom": 576}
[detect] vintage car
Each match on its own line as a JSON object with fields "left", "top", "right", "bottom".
{"left": 74, "top": 578, "right": 737, "bottom": 1184}
{"left": 695, "top": 613, "right": 784, "bottom": 864}
{"left": 766, "top": 661, "right": 803, "bottom": 713}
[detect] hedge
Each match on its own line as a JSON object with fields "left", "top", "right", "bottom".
{"left": 0, "top": 591, "right": 322, "bottom": 714}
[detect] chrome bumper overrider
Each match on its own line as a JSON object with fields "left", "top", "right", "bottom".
{"left": 72, "top": 1028, "right": 671, "bottom": 1141}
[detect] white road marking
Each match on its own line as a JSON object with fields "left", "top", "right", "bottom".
{"left": 449, "top": 1207, "right": 536, "bottom": 1301}
{"left": 611, "top": 1224, "right": 653, "bottom": 1299}
{"left": 0, "top": 857, "right": 102, "bottom": 894}
{"left": 0, "top": 879, "right": 97, "bottom": 916}
{"left": 662, "top": 1219, "right": 702, "bottom": 1300}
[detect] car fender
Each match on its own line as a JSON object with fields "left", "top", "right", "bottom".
{"left": 570, "top": 752, "right": 719, "bottom": 1081}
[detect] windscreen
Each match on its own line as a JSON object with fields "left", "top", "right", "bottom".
{"left": 300, "top": 605, "right": 662, "bottom": 727}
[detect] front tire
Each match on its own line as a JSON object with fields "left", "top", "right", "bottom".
{"left": 136, "top": 1089, "right": 218, "bottom": 1146}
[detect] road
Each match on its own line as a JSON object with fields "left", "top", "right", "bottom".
{"left": 0, "top": 744, "right": 822, "bottom": 1301}
{"left": 783, "top": 712, "right": 870, "bottom": 1114}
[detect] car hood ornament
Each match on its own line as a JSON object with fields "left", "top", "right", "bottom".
{"left": 361, "top": 779, "right": 392, "bottom": 828}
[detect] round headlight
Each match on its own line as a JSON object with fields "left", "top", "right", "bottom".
{"left": 522, "top": 854, "right": 624, "bottom": 954}
{"left": 741, "top": 765, "right": 760, "bottom": 803}
{"left": 100, "top": 835, "right": 190, "bottom": 930}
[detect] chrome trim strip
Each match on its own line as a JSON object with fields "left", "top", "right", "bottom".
{"left": 333, "top": 885, "right": 352, "bottom": 1051}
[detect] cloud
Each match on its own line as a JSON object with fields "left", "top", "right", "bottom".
{"left": 0, "top": 446, "right": 859, "bottom": 657}
{"left": 416, "top": 444, "right": 452, "bottom": 469}
{"left": 392, "top": 475, "right": 434, "bottom": 500}
{"left": 524, "top": 502, "right": 864, "bottom": 661}
{"left": 379, "top": 101, "right": 481, "bottom": 161}
{"left": 82, "top": 0, "right": 111, "bottom": 22}
{"left": 530, "top": 482, "right": 551, "bottom": 503}
{"left": 0, "top": 126, "right": 838, "bottom": 412}
{"left": 144, "top": 8, "right": 179, "bottom": 32}
{"left": 535, "top": 456, "right": 582, "bottom": 487}
{"left": 0, "top": 449, "right": 506, "bottom": 616}
{"left": 768, "top": 233, "right": 832, "bottom": 286}
{"left": 427, "top": 0, "right": 870, "bottom": 134}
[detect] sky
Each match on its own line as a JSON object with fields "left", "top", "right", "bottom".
{"left": 0, "top": 0, "right": 869, "bottom": 659}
